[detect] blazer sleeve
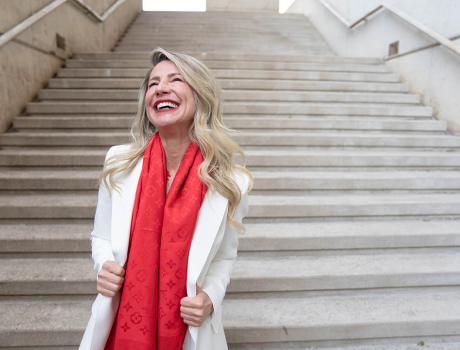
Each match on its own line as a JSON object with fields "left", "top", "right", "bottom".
{"left": 90, "top": 146, "right": 118, "bottom": 275}
{"left": 200, "top": 173, "right": 250, "bottom": 320}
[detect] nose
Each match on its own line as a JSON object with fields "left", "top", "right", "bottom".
{"left": 155, "top": 79, "right": 171, "bottom": 95}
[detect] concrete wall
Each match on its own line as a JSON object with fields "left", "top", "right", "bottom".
{"left": 207, "top": 0, "right": 279, "bottom": 12}
{"left": 0, "top": 0, "right": 142, "bottom": 134}
{"left": 286, "top": 0, "right": 460, "bottom": 135}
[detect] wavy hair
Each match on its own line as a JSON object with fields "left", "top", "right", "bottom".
{"left": 98, "top": 47, "right": 253, "bottom": 234}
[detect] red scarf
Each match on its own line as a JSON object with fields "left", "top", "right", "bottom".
{"left": 104, "top": 132, "right": 207, "bottom": 350}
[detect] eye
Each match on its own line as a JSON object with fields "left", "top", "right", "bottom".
{"left": 148, "top": 78, "right": 182, "bottom": 88}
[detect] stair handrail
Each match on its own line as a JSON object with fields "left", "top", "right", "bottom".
{"left": 318, "top": 0, "right": 460, "bottom": 60}
{"left": 0, "top": 0, "right": 126, "bottom": 49}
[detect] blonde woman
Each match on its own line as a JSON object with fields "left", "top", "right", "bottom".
{"left": 79, "top": 47, "right": 252, "bottom": 350}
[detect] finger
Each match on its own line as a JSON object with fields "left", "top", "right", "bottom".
{"left": 182, "top": 318, "right": 201, "bottom": 327}
{"left": 196, "top": 283, "right": 203, "bottom": 294}
{"left": 97, "top": 286, "right": 117, "bottom": 297}
{"left": 180, "top": 306, "right": 203, "bottom": 318}
{"left": 180, "top": 312, "right": 200, "bottom": 321}
{"left": 98, "top": 269, "right": 124, "bottom": 286}
{"left": 104, "top": 272, "right": 124, "bottom": 286}
{"left": 181, "top": 314, "right": 202, "bottom": 327}
{"left": 103, "top": 261, "right": 125, "bottom": 276}
{"left": 98, "top": 279, "right": 123, "bottom": 293}
{"left": 180, "top": 296, "right": 195, "bottom": 308}
{"left": 180, "top": 296, "right": 201, "bottom": 308}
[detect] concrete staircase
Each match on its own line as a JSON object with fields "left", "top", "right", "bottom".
{"left": 1, "top": 10, "right": 460, "bottom": 349}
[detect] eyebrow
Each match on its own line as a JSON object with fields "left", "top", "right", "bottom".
{"left": 149, "top": 72, "right": 182, "bottom": 81}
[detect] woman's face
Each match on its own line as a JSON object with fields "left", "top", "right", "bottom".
{"left": 145, "top": 60, "right": 196, "bottom": 133}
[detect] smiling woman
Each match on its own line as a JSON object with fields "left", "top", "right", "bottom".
{"left": 146, "top": 62, "right": 197, "bottom": 143}
{"left": 78, "top": 47, "right": 253, "bottom": 350}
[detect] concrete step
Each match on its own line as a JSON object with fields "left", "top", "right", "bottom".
{"left": 116, "top": 38, "right": 328, "bottom": 45}
{"left": 128, "top": 19, "right": 312, "bottom": 25}
{"left": 133, "top": 18, "right": 308, "bottom": 25}
{"left": 122, "top": 27, "right": 316, "bottom": 33}
{"left": 128, "top": 20, "right": 311, "bottom": 26}
{"left": 1, "top": 193, "right": 460, "bottom": 219}
{"left": 58, "top": 67, "right": 399, "bottom": 82}
{"left": 126, "top": 24, "right": 313, "bottom": 29}
{"left": 2, "top": 169, "right": 460, "bottom": 191}
{"left": 2, "top": 252, "right": 459, "bottom": 295}
{"left": 222, "top": 292, "right": 460, "bottom": 343}
{"left": 0, "top": 193, "right": 97, "bottom": 219}
{"left": 13, "top": 115, "right": 447, "bottom": 132}
{"left": 116, "top": 50, "right": 336, "bottom": 56}
{"left": 113, "top": 43, "right": 332, "bottom": 52}
{"left": 236, "top": 344, "right": 460, "bottom": 350}
{"left": 242, "top": 149, "right": 460, "bottom": 168}
{"left": 247, "top": 193, "right": 460, "bottom": 218}
{"left": 128, "top": 20, "right": 312, "bottom": 26}
{"left": 4, "top": 131, "right": 458, "bottom": 148}
{"left": 72, "top": 52, "right": 382, "bottom": 64}
{"left": 232, "top": 344, "right": 460, "bottom": 350}
{"left": 48, "top": 78, "right": 409, "bottom": 92}
{"left": 239, "top": 220, "right": 460, "bottom": 251}
{"left": 1, "top": 148, "right": 459, "bottom": 168}
{"left": 1, "top": 292, "right": 460, "bottom": 347}
{"left": 0, "top": 297, "right": 92, "bottom": 347}
{"left": 122, "top": 28, "right": 318, "bottom": 33}
{"left": 133, "top": 11, "right": 306, "bottom": 17}
{"left": 1, "top": 220, "right": 459, "bottom": 254}
{"left": 0, "top": 223, "right": 92, "bottom": 254}
{"left": 229, "top": 252, "right": 460, "bottom": 292}
{"left": 120, "top": 27, "right": 317, "bottom": 32}
{"left": 37, "top": 90, "right": 420, "bottom": 104}
{"left": 223, "top": 102, "right": 431, "bottom": 116}
{"left": 121, "top": 34, "right": 319, "bottom": 39}
{"left": 0, "top": 148, "right": 107, "bottom": 167}
{"left": 0, "top": 169, "right": 99, "bottom": 190}
{"left": 250, "top": 170, "right": 460, "bottom": 190}
{"left": 25, "top": 101, "right": 432, "bottom": 117}
{"left": 112, "top": 48, "right": 332, "bottom": 55}
{"left": 127, "top": 19, "right": 312, "bottom": 25}
{"left": 122, "top": 28, "right": 317, "bottom": 35}
{"left": 120, "top": 29, "right": 319, "bottom": 35}
{"left": 65, "top": 60, "right": 390, "bottom": 73}
{"left": 135, "top": 11, "right": 306, "bottom": 19}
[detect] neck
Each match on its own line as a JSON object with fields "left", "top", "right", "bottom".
{"left": 158, "top": 130, "right": 191, "bottom": 176}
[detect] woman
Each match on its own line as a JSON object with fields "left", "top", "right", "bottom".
{"left": 79, "top": 47, "right": 252, "bottom": 350}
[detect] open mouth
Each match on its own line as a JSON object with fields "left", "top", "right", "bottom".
{"left": 154, "top": 100, "right": 181, "bottom": 113}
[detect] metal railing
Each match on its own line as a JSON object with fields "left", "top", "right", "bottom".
{"left": 0, "top": 0, "right": 126, "bottom": 49}
{"left": 318, "top": 0, "right": 460, "bottom": 61}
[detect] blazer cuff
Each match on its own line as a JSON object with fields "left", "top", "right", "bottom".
{"left": 91, "top": 236, "right": 115, "bottom": 275}
{"left": 201, "top": 283, "right": 221, "bottom": 320}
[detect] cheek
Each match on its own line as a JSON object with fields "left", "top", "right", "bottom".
{"left": 188, "top": 97, "right": 197, "bottom": 116}
{"left": 145, "top": 89, "right": 154, "bottom": 106}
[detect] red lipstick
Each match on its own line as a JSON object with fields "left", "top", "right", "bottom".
{"left": 153, "top": 99, "right": 181, "bottom": 113}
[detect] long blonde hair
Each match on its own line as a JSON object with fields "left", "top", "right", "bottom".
{"left": 99, "top": 47, "right": 253, "bottom": 234}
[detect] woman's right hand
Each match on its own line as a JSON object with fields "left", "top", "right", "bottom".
{"left": 97, "top": 261, "right": 125, "bottom": 297}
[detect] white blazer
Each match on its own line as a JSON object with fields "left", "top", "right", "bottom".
{"left": 79, "top": 144, "right": 250, "bottom": 350}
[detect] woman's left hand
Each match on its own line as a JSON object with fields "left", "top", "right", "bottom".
{"left": 180, "top": 283, "right": 214, "bottom": 327}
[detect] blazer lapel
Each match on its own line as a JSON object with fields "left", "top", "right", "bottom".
{"left": 111, "top": 157, "right": 143, "bottom": 267}
{"left": 186, "top": 190, "right": 229, "bottom": 297}
{"left": 186, "top": 189, "right": 229, "bottom": 348}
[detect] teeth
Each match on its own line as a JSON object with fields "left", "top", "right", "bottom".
{"left": 156, "top": 101, "right": 179, "bottom": 110}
